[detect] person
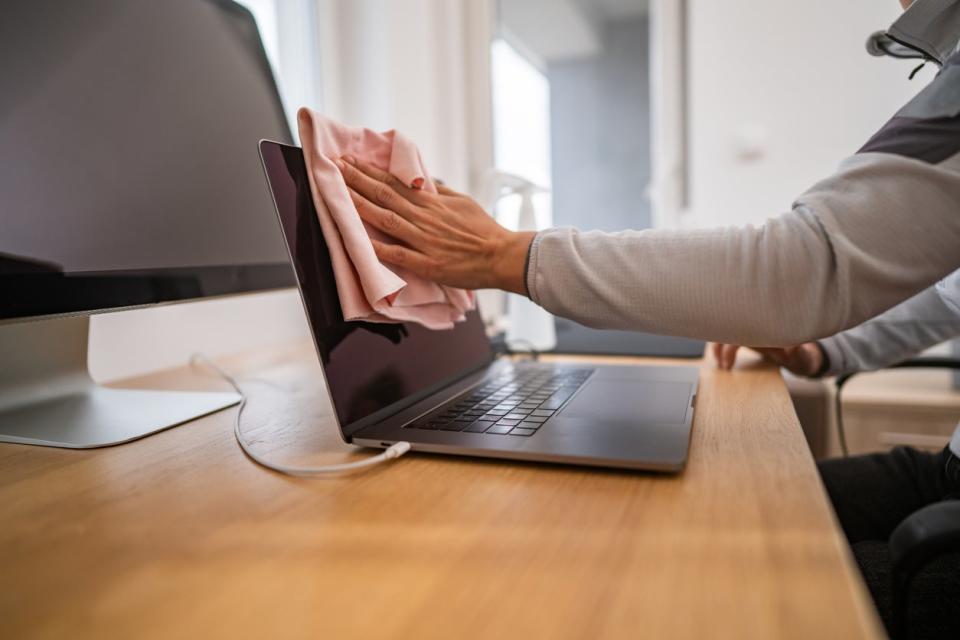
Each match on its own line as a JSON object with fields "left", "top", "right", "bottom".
{"left": 332, "top": 0, "right": 960, "bottom": 632}
{"left": 715, "top": 274, "right": 960, "bottom": 635}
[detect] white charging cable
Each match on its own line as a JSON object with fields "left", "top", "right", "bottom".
{"left": 190, "top": 354, "right": 411, "bottom": 476}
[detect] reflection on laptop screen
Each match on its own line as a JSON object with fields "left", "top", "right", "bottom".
{"left": 260, "top": 143, "right": 493, "bottom": 429}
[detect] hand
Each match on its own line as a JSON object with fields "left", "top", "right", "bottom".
{"left": 336, "top": 155, "right": 535, "bottom": 294}
{"left": 712, "top": 342, "right": 825, "bottom": 376}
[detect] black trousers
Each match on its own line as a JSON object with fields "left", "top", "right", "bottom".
{"left": 818, "top": 446, "right": 960, "bottom": 639}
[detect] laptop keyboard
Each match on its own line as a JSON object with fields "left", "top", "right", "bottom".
{"left": 405, "top": 366, "right": 595, "bottom": 437}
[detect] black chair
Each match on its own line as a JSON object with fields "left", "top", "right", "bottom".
{"left": 835, "top": 357, "right": 960, "bottom": 639}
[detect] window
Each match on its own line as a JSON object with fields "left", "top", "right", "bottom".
{"left": 491, "top": 39, "right": 553, "bottom": 231}
{"left": 234, "top": 0, "right": 322, "bottom": 141}
{"left": 493, "top": 0, "right": 654, "bottom": 232}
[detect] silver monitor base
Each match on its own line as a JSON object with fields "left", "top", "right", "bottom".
{"left": 0, "top": 315, "right": 240, "bottom": 449}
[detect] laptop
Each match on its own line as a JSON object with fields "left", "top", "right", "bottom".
{"left": 552, "top": 318, "right": 706, "bottom": 359}
{"left": 258, "top": 141, "right": 699, "bottom": 471}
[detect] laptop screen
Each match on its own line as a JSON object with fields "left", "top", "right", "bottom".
{"left": 259, "top": 142, "right": 493, "bottom": 431}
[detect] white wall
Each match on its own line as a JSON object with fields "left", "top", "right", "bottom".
{"left": 685, "top": 0, "right": 936, "bottom": 228}
{"left": 89, "top": 290, "right": 309, "bottom": 382}
{"left": 315, "top": 0, "right": 484, "bottom": 194}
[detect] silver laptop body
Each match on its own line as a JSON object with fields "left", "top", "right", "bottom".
{"left": 259, "top": 141, "right": 698, "bottom": 472}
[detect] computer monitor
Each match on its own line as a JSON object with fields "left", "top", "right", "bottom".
{"left": 0, "top": 0, "right": 295, "bottom": 447}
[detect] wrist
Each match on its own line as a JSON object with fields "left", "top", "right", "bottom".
{"left": 810, "top": 342, "right": 830, "bottom": 378}
{"left": 493, "top": 231, "right": 536, "bottom": 295}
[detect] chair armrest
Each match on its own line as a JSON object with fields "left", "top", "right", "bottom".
{"left": 836, "top": 356, "right": 960, "bottom": 391}
{"left": 833, "top": 357, "right": 960, "bottom": 457}
{"left": 890, "top": 501, "right": 960, "bottom": 577}
{"left": 888, "top": 501, "right": 960, "bottom": 638}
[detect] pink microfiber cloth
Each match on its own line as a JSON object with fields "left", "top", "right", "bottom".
{"left": 297, "top": 108, "right": 475, "bottom": 330}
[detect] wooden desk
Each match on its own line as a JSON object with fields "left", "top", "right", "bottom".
{"left": 0, "top": 343, "right": 882, "bottom": 639}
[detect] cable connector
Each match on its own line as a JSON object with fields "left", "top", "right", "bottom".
{"left": 190, "top": 353, "right": 412, "bottom": 476}
{"left": 384, "top": 441, "right": 412, "bottom": 459}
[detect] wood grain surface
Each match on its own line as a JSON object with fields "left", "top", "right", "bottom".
{"left": 0, "top": 343, "right": 883, "bottom": 639}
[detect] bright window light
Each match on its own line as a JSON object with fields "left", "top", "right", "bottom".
{"left": 491, "top": 39, "right": 553, "bottom": 231}
{"left": 234, "top": 0, "right": 281, "bottom": 77}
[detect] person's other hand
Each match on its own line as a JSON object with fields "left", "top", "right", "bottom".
{"left": 712, "top": 342, "right": 825, "bottom": 376}
{"left": 336, "top": 155, "right": 535, "bottom": 294}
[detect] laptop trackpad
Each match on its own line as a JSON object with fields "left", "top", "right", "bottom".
{"left": 560, "top": 380, "right": 692, "bottom": 424}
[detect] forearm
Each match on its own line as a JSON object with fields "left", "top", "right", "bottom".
{"left": 526, "top": 153, "right": 960, "bottom": 346}
{"left": 818, "top": 286, "right": 960, "bottom": 376}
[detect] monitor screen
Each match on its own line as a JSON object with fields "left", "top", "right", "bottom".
{"left": 260, "top": 142, "right": 494, "bottom": 431}
{"left": 0, "top": 0, "right": 294, "bottom": 321}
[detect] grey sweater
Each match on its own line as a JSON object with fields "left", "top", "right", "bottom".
{"left": 820, "top": 284, "right": 960, "bottom": 378}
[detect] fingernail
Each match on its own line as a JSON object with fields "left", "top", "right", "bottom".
{"left": 341, "top": 155, "right": 356, "bottom": 165}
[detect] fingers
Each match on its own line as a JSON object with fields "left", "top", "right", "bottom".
{"left": 756, "top": 344, "right": 820, "bottom": 377}
{"left": 337, "top": 157, "right": 415, "bottom": 218}
{"left": 370, "top": 238, "right": 435, "bottom": 277}
{"left": 755, "top": 346, "right": 794, "bottom": 368}
{"left": 721, "top": 344, "right": 740, "bottom": 370}
{"left": 337, "top": 156, "right": 426, "bottom": 211}
{"left": 435, "top": 182, "right": 462, "bottom": 197}
{"left": 713, "top": 344, "right": 741, "bottom": 370}
{"left": 715, "top": 344, "right": 815, "bottom": 373}
{"left": 348, "top": 187, "right": 425, "bottom": 247}
{"left": 755, "top": 346, "right": 815, "bottom": 377}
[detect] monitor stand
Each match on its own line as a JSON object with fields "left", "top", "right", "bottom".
{"left": 0, "top": 315, "right": 240, "bottom": 449}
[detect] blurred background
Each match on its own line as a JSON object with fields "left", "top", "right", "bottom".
{"left": 89, "top": 0, "right": 952, "bottom": 458}
{"left": 232, "top": 0, "right": 931, "bottom": 229}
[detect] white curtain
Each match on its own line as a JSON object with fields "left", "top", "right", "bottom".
{"left": 313, "top": 0, "right": 495, "bottom": 197}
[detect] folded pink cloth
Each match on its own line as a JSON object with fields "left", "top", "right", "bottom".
{"left": 297, "top": 108, "right": 474, "bottom": 330}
